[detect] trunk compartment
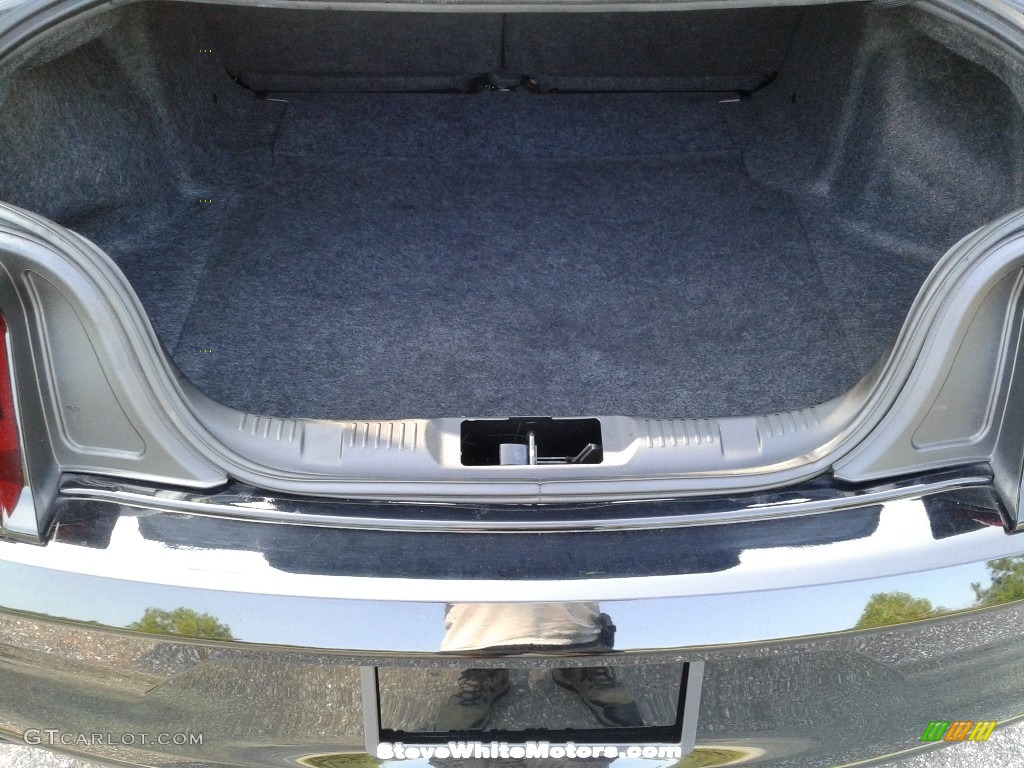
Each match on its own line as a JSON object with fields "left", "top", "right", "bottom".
{"left": 0, "top": 2, "right": 1020, "bottom": 422}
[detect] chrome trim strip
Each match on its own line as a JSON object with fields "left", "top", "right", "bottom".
{"left": 57, "top": 468, "right": 994, "bottom": 532}
{"left": 0, "top": 477, "right": 1015, "bottom": 650}
{"left": 360, "top": 666, "right": 381, "bottom": 755}
{"left": 679, "top": 660, "right": 704, "bottom": 754}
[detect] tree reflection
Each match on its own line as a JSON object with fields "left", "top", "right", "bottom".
{"left": 972, "top": 557, "right": 1024, "bottom": 606}
{"left": 301, "top": 755, "right": 381, "bottom": 768}
{"left": 854, "top": 592, "right": 944, "bottom": 629}
{"left": 856, "top": 555, "right": 1024, "bottom": 629}
{"left": 128, "top": 607, "right": 233, "bottom": 640}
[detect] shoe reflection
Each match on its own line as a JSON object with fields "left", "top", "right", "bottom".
{"left": 551, "top": 667, "right": 644, "bottom": 728}
{"left": 436, "top": 669, "right": 512, "bottom": 730}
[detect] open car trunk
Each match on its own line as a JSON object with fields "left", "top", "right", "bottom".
{"left": 0, "top": 1, "right": 1021, "bottom": 423}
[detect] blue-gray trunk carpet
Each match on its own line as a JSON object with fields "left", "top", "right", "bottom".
{"left": 146, "top": 93, "right": 914, "bottom": 420}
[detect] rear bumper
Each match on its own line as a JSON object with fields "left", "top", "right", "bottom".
{"left": 1, "top": 468, "right": 1023, "bottom": 767}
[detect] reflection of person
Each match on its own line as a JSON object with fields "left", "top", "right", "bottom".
{"left": 436, "top": 603, "right": 642, "bottom": 730}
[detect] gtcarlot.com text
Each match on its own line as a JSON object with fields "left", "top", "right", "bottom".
{"left": 23, "top": 730, "right": 203, "bottom": 747}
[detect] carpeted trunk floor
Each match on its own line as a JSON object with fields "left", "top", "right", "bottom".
{"left": 94, "top": 92, "right": 928, "bottom": 419}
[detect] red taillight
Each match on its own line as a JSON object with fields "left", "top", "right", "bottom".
{"left": 0, "top": 314, "right": 24, "bottom": 517}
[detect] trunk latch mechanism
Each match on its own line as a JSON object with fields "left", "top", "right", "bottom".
{"left": 460, "top": 417, "right": 603, "bottom": 466}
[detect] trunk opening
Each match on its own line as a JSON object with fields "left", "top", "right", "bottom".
{"left": 0, "top": 1, "right": 1020, "bottom": 423}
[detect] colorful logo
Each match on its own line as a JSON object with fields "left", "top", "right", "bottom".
{"left": 920, "top": 721, "right": 997, "bottom": 742}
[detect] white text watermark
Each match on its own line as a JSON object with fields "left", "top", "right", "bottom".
{"left": 376, "top": 741, "right": 682, "bottom": 760}
{"left": 23, "top": 730, "right": 203, "bottom": 747}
